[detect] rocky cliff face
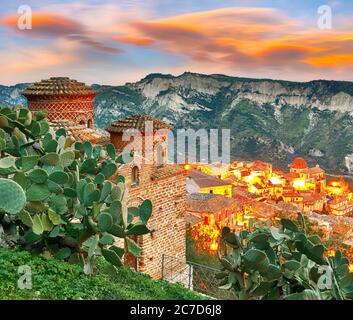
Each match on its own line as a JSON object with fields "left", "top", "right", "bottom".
{"left": 2, "top": 73, "right": 353, "bottom": 174}
{"left": 93, "top": 73, "right": 353, "bottom": 174}
{"left": 0, "top": 84, "right": 29, "bottom": 107}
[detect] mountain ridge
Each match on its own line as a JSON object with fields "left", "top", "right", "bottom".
{"left": 2, "top": 72, "right": 353, "bottom": 174}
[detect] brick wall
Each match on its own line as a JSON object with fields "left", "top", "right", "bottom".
{"left": 118, "top": 161, "right": 187, "bottom": 279}
{"left": 27, "top": 95, "right": 95, "bottom": 128}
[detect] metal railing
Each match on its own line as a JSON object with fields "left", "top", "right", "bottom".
{"left": 161, "top": 254, "right": 235, "bottom": 300}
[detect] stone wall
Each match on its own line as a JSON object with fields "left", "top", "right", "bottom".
{"left": 118, "top": 160, "right": 187, "bottom": 279}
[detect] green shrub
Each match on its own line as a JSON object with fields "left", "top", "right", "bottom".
{"left": 0, "top": 247, "right": 204, "bottom": 300}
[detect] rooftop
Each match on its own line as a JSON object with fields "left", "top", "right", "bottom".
{"left": 308, "top": 166, "right": 325, "bottom": 174}
{"left": 187, "top": 193, "right": 237, "bottom": 213}
{"left": 106, "top": 115, "right": 172, "bottom": 133}
{"left": 291, "top": 157, "right": 308, "bottom": 170}
{"left": 188, "top": 169, "right": 232, "bottom": 188}
{"left": 49, "top": 120, "right": 109, "bottom": 145}
{"left": 22, "top": 77, "right": 95, "bottom": 96}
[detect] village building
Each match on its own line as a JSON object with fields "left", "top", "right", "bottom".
{"left": 187, "top": 169, "right": 233, "bottom": 197}
{"left": 289, "top": 157, "right": 326, "bottom": 192}
{"left": 195, "top": 162, "right": 230, "bottom": 179}
{"left": 325, "top": 179, "right": 353, "bottom": 216}
{"left": 327, "top": 195, "right": 353, "bottom": 216}
{"left": 186, "top": 193, "right": 241, "bottom": 231}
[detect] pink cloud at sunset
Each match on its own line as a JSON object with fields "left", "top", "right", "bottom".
{"left": 2, "top": 12, "right": 122, "bottom": 54}
{"left": 0, "top": 2, "right": 353, "bottom": 84}
{"left": 3, "top": 12, "right": 83, "bottom": 36}
{"left": 121, "top": 7, "right": 353, "bottom": 71}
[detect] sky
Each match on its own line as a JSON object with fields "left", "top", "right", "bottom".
{"left": 0, "top": 0, "right": 353, "bottom": 85}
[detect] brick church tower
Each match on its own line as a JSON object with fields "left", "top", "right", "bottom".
{"left": 23, "top": 77, "right": 96, "bottom": 128}
{"left": 107, "top": 115, "right": 187, "bottom": 279}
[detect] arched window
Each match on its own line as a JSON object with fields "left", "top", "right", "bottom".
{"left": 131, "top": 166, "right": 139, "bottom": 186}
{"left": 87, "top": 118, "right": 93, "bottom": 128}
{"left": 79, "top": 120, "right": 86, "bottom": 126}
{"left": 157, "top": 145, "right": 164, "bottom": 168}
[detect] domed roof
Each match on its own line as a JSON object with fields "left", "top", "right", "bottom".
{"left": 291, "top": 157, "right": 308, "bottom": 169}
{"left": 22, "top": 77, "right": 96, "bottom": 97}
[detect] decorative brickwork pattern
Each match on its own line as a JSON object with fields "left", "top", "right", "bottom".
{"left": 23, "top": 77, "right": 96, "bottom": 128}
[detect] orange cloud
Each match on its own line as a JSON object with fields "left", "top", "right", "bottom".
{"left": 307, "top": 54, "right": 353, "bottom": 68}
{"left": 2, "top": 12, "right": 122, "bottom": 54}
{"left": 117, "top": 7, "right": 353, "bottom": 72}
{"left": 2, "top": 12, "right": 83, "bottom": 36}
{"left": 112, "top": 36, "right": 154, "bottom": 46}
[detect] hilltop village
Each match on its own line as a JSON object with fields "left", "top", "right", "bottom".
{"left": 185, "top": 158, "right": 353, "bottom": 256}
{"left": 20, "top": 76, "right": 353, "bottom": 275}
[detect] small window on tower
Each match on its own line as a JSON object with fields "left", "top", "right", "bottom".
{"left": 131, "top": 166, "right": 139, "bottom": 187}
{"left": 157, "top": 145, "right": 164, "bottom": 168}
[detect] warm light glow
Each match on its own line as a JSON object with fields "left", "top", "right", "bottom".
{"left": 190, "top": 222, "right": 221, "bottom": 255}
{"left": 184, "top": 164, "right": 192, "bottom": 171}
{"left": 249, "top": 185, "right": 258, "bottom": 193}
{"left": 245, "top": 173, "right": 257, "bottom": 183}
{"left": 293, "top": 179, "right": 306, "bottom": 189}
{"left": 233, "top": 169, "right": 241, "bottom": 179}
{"left": 332, "top": 188, "right": 343, "bottom": 195}
{"left": 210, "top": 241, "right": 218, "bottom": 251}
{"left": 327, "top": 249, "right": 335, "bottom": 257}
{"left": 270, "top": 176, "right": 282, "bottom": 185}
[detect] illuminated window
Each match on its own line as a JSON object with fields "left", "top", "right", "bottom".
{"left": 131, "top": 166, "right": 139, "bottom": 186}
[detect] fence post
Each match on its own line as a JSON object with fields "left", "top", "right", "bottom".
{"left": 161, "top": 254, "right": 165, "bottom": 279}
{"left": 188, "top": 263, "right": 192, "bottom": 290}
{"left": 170, "top": 256, "right": 173, "bottom": 280}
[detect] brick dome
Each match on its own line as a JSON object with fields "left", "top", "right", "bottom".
{"left": 22, "top": 77, "right": 96, "bottom": 128}
{"left": 291, "top": 157, "right": 308, "bottom": 170}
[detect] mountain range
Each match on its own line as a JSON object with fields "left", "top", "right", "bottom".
{"left": 2, "top": 72, "right": 353, "bottom": 174}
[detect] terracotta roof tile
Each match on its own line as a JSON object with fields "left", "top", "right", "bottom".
{"left": 283, "top": 172, "right": 300, "bottom": 180}
{"left": 22, "top": 77, "right": 95, "bottom": 96}
{"left": 291, "top": 157, "right": 308, "bottom": 169}
{"left": 106, "top": 115, "right": 172, "bottom": 133}
{"left": 188, "top": 169, "right": 232, "bottom": 188}
{"left": 308, "top": 167, "right": 325, "bottom": 174}
{"left": 151, "top": 164, "right": 182, "bottom": 180}
{"left": 187, "top": 193, "right": 237, "bottom": 213}
{"left": 49, "top": 120, "right": 109, "bottom": 144}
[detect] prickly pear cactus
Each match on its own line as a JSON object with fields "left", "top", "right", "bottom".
{"left": 217, "top": 213, "right": 353, "bottom": 300}
{"left": 0, "top": 107, "right": 153, "bottom": 273}
{"left": 0, "top": 178, "right": 26, "bottom": 214}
